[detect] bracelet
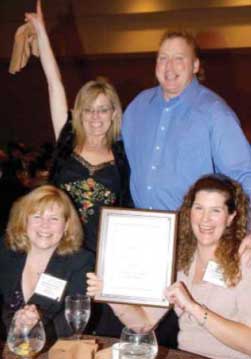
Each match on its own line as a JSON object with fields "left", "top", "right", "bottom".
{"left": 198, "top": 304, "right": 208, "bottom": 327}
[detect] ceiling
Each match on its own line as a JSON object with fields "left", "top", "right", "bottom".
{"left": 1, "top": 0, "right": 251, "bottom": 57}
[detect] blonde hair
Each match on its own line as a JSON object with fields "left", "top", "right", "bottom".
{"left": 6, "top": 185, "right": 83, "bottom": 255}
{"left": 71, "top": 79, "right": 122, "bottom": 150}
{"left": 177, "top": 175, "right": 248, "bottom": 286}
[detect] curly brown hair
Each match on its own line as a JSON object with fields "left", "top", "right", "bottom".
{"left": 177, "top": 174, "right": 248, "bottom": 286}
{"left": 6, "top": 185, "right": 83, "bottom": 255}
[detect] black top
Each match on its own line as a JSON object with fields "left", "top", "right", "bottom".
{"left": 0, "top": 243, "right": 94, "bottom": 340}
{"left": 51, "top": 117, "right": 133, "bottom": 253}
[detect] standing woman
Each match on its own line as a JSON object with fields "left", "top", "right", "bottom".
{"left": 25, "top": 0, "right": 132, "bottom": 338}
{"left": 25, "top": 0, "right": 132, "bottom": 255}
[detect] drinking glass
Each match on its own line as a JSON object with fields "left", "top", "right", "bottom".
{"left": 7, "top": 315, "right": 46, "bottom": 359}
{"left": 64, "top": 294, "right": 91, "bottom": 339}
{"left": 119, "top": 326, "right": 158, "bottom": 358}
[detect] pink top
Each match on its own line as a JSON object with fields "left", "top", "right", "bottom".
{"left": 176, "top": 254, "right": 251, "bottom": 359}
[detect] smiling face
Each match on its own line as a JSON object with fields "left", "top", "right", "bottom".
{"left": 27, "top": 204, "right": 67, "bottom": 254}
{"left": 156, "top": 36, "right": 199, "bottom": 100}
{"left": 190, "top": 190, "right": 236, "bottom": 251}
{"left": 81, "top": 93, "right": 114, "bottom": 141}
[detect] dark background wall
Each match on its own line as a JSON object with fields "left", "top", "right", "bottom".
{"left": 0, "top": 48, "right": 251, "bottom": 148}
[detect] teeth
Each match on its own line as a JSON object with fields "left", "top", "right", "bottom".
{"left": 38, "top": 233, "right": 51, "bottom": 238}
{"left": 199, "top": 226, "right": 213, "bottom": 232}
{"left": 91, "top": 122, "right": 102, "bottom": 128}
{"left": 165, "top": 73, "right": 177, "bottom": 80}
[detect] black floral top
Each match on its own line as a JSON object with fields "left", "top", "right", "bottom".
{"left": 50, "top": 115, "right": 133, "bottom": 254}
{"left": 53, "top": 151, "right": 125, "bottom": 253}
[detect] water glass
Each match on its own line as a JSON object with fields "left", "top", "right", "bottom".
{"left": 7, "top": 315, "right": 46, "bottom": 359}
{"left": 64, "top": 294, "right": 91, "bottom": 339}
{"left": 119, "top": 326, "right": 158, "bottom": 358}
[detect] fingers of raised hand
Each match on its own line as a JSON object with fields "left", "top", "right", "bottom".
{"left": 36, "top": 0, "right": 44, "bottom": 19}
{"left": 25, "top": 12, "right": 36, "bottom": 22}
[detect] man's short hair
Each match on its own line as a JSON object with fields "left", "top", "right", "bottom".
{"left": 159, "top": 31, "right": 200, "bottom": 59}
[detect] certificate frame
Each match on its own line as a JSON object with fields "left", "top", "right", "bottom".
{"left": 94, "top": 207, "right": 177, "bottom": 307}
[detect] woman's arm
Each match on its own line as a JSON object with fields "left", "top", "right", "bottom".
{"left": 86, "top": 272, "right": 168, "bottom": 332}
{"left": 166, "top": 281, "right": 251, "bottom": 355}
{"left": 110, "top": 303, "right": 168, "bottom": 333}
{"left": 25, "top": 0, "right": 67, "bottom": 139}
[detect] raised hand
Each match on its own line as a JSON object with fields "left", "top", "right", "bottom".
{"left": 25, "top": 0, "right": 45, "bottom": 34}
{"left": 23, "top": 0, "right": 68, "bottom": 139}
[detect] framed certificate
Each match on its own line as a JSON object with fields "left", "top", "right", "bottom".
{"left": 95, "top": 207, "right": 177, "bottom": 307}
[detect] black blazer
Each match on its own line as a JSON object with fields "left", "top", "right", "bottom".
{"left": 0, "top": 243, "right": 94, "bottom": 339}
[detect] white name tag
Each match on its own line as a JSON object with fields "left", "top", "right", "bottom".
{"left": 203, "top": 260, "right": 226, "bottom": 287}
{"left": 34, "top": 273, "right": 67, "bottom": 301}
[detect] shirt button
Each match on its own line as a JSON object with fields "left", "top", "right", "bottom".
{"left": 160, "top": 126, "right": 165, "bottom": 131}
{"left": 149, "top": 206, "right": 153, "bottom": 210}
{"left": 165, "top": 108, "right": 170, "bottom": 112}
{"left": 152, "top": 165, "right": 156, "bottom": 170}
{"left": 147, "top": 186, "right": 152, "bottom": 190}
{"left": 156, "top": 146, "right": 160, "bottom": 151}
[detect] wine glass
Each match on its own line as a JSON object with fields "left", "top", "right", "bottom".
{"left": 119, "top": 326, "right": 158, "bottom": 359}
{"left": 64, "top": 294, "right": 91, "bottom": 339}
{"left": 7, "top": 315, "right": 46, "bottom": 359}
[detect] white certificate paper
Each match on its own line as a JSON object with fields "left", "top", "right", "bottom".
{"left": 95, "top": 208, "right": 177, "bottom": 307}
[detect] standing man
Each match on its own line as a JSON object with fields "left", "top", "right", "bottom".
{"left": 122, "top": 32, "right": 251, "bottom": 212}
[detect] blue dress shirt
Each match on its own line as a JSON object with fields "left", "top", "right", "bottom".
{"left": 122, "top": 77, "right": 251, "bottom": 210}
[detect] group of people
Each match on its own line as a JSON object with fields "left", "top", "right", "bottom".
{"left": 0, "top": 0, "right": 251, "bottom": 358}
{"left": 88, "top": 174, "right": 251, "bottom": 358}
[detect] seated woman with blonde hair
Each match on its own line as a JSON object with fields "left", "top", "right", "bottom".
{"left": 0, "top": 185, "right": 94, "bottom": 340}
{"left": 87, "top": 174, "right": 251, "bottom": 359}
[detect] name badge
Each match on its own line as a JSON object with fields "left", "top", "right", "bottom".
{"left": 34, "top": 273, "right": 67, "bottom": 301}
{"left": 203, "top": 260, "right": 226, "bottom": 287}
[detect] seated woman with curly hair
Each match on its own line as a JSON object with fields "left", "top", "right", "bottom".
{"left": 87, "top": 174, "right": 251, "bottom": 359}
{"left": 0, "top": 185, "right": 94, "bottom": 340}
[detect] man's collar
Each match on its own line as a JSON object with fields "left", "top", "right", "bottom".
{"left": 150, "top": 77, "right": 199, "bottom": 106}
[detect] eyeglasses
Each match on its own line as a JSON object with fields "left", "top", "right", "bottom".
{"left": 81, "top": 107, "right": 113, "bottom": 116}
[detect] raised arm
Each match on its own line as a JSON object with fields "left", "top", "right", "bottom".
{"left": 25, "top": 0, "right": 67, "bottom": 139}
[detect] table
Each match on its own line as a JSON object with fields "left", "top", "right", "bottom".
{"left": 1, "top": 335, "right": 209, "bottom": 359}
